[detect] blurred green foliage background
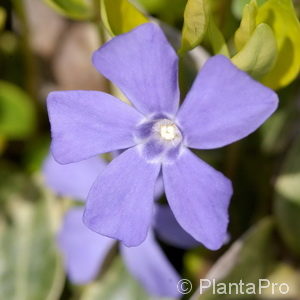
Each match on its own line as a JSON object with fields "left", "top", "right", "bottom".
{"left": 0, "top": 0, "right": 300, "bottom": 299}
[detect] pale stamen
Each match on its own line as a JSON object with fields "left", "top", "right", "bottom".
{"left": 160, "top": 124, "right": 177, "bottom": 140}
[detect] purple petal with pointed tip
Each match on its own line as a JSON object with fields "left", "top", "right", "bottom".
{"left": 153, "top": 205, "right": 199, "bottom": 249}
{"left": 163, "top": 148, "right": 232, "bottom": 250}
{"left": 43, "top": 154, "right": 106, "bottom": 201}
{"left": 92, "top": 23, "right": 179, "bottom": 116}
{"left": 83, "top": 147, "right": 161, "bottom": 247}
{"left": 177, "top": 55, "right": 279, "bottom": 149}
{"left": 57, "top": 207, "right": 115, "bottom": 284}
{"left": 120, "top": 231, "right": 180, "bottom": 298}
{"left": 47, "top": 90, "right": 143, "bottom": 164}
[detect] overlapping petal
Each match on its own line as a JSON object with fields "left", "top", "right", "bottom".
{"left": 43, "top": 154, "right": 106, "bottom": 201}
{"left": 177, "top": 55, "right": 279, "bottom": 149}
{"left": 163, "top": 149, "right": 232, "bottom": 250}
{"left": 83, "top": 147, "right": 161, "bottom": 247}
{"left": 47, "top": 91, "right": 143, "bottom": 164}
{"left": 57, "top": 208, "right": 114, "bottom": 284}
{"left": 120, "top": 231, "right": 180, "bottom": 298}
{"left": 153, "top": 205, "right": 199, "bottom": 249}
{"left": 92, "top": 23, "right": 179, "bottom": 116}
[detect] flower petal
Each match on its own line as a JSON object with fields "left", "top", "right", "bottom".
{"left": 83, "top": 147, "right": 161, "bottom": 247}
{"left": 120, "top": 231, "right": 180, "bottom": 298}
{"left": 177, "top": 55, "right": 279, "bottom": 149}
{"left": 47, "top": 90, "right": 143, "bottom": 164}
{"left": 163, "top": 148, "right": 232, "bottom": 250}
{"left": 43, "top": 154, "right": 106, "bottom": 201}
{"left": 154, "top": 176, "right": 164, "bottom": 201}
{"left": 57, "top": 207, "right": 114, "bottom": 284}
{"left": 92, "top": 23, "right": 179, "bottom": 116}
{"left": 153, "top": 205, "right": 199, "bottom": 249}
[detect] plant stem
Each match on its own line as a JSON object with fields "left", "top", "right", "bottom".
{"left": 92, "top": 0, "right": 111, "bottom": 93}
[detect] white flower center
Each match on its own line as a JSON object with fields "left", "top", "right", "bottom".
{"left": 152, "top": 119, "right": 182, "bottom": 143}
{"left": 160, "top": 124, "right": 177, "bottom": 140}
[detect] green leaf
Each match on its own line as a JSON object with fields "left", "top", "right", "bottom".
{"left": 231, "top": 0, "right": 267, "bottom": 19}
{"left": 275, "top": 195, "right": 300, "bottom": 256}
{"left": 179, "top": 0, "right": 209, "bottom": 55}
{"left": 0, "top": 81, "right": 36, "bottom": 139}
{"left": 260, "top": 110, "right": 288, "bottom": 154}
{"left": 0, "top": 7, "right": 6, "bottom": 30}
{"left": 231, "top": 0, "right": 252, "bottom": 19}
{"left": 80, "top": 257, "right": 172, "bottom": 300}
{"left": 43, "top": 0, "right": 92, "bottom": 20}
{"left": 234, "top": 0, "right": 258, "bottom": 51}
{"left": 277, "top": 175, "right": 300, "bottom": 205}
{"left": 259, "top": 263, "right": 300, "bottom": 298}
{"left": 275, "top": 137, "right": 300, "bottom": 256}
{"left": 136, "top": 0, "right": 186, "bottom": 25}
{"left": 276, "top": 137, "right": 300, "bottom": 204}
{"left": 231, "top": 23, "right": 277, "bottom": 79}
{"left": 0, "top": 171, "right": 65, "bottom": 300}
{"left": 256, "top": 0, "right": 300, "bottom": 89}
{"left": 206, "top": 17, "right": 230, "bottom": 57}
{"left": 191, "top": 218, "right": 275, "bottom": 299}
{"left": 101, "top": 0, "right": 149, "bottom": 36}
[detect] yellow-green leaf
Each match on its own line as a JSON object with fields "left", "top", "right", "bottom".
{"left": 43, "top": 0, "right": 92, "bottom": 20}
{"left": 231, "top": 23, "right": 277, "bottom": 79}
{"left": 256, "top": 0, "right": 300, "bottom": 89}
{"left": 101, "top": 0, "right": 148, "bottom": 36}
{"left": 0, "top": 81, "right": 36, "bottom": 139}
{"left": 206, "top": 17, "right": 230, "bottom": 57}
{"left": 179, "top": 0, "right": 209, "bottom": 55}
{"left": 0, "top": 7, "right": 6, "bottom": 30}
{"left": 234, "top": 0, "right": 258, "bottom": 51}
{"left": 277, "top": 174, "right": 300, "bottom": 204}
{"left": 231, "top": 0, "right": 267, "bottom": 19}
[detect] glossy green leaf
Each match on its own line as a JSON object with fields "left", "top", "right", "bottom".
{"left": 80, "top": 257, "right": 172, "bottom": 300}
{"left": 0, "top": 81, "right": 36, "bottom": 139}
{"left": 275, "top": 137, "right": 300, "bottom": 256}
{"left": 0, "top": 172, "right": 64, "bottom": 300}
{"left": 206, "top": 17, "right": 230, "bottom": 57}
{"left": 0, "top": 7, "right": 6, "bottom": 30}
{"left": 231, "top": 23, "right": 277, "bottom": 79}
{"left": 101, "top": 0, "right": 149, "bottom": 36}
{"left": 256, "top": 0, "right": 300, "bottom": 89}
{"left": 191, "top": 218, "right": 275, "bottom": 299}
{"left": 43, "top": 0, "right": 92, "bottom": 20}
{"left": 179, "top": 0, "right": 209, "bottom": 55}
{"left": 234, "top": 0, "right": 257, "bottom": 51}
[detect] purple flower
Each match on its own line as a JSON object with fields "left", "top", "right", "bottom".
{"left": 58, "top": 207, "right": 183, "bottom": 297}
{"left": 43, "top": 154, "right": 197, "bottom": 297}
{"left": 47, "top": 23, "right": 278, "bottom": 250}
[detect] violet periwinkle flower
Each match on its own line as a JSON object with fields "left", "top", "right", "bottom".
{"left": 47, "top": 23, "right": 278, "bottom": 251}
{"left": 43, "top": 154, "right": 198, "bottom": 297}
